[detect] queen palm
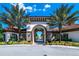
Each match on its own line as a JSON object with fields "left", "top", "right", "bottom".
{"left": 47, "top": 4, "right": 79, "bottom": 42}
{"left": 0, "top": 3, "right": 29, "bottom": 41}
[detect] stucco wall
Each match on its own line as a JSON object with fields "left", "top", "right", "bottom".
{"left": 66, "top": 31, "right": 79, "bottom": 42}
{"left": 27, "top": 23, "right": 49, "bottom": 31}
{"left": 3, "top": 32, "right": 19, "bottom": 42}
{"left": 4, "top": 32, "right": 12, "bottom": 42}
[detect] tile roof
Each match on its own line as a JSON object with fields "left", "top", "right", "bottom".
{"left": 3, "top": 24, "right": 79, "bottom": 33}
{"left": 50, "top": 24, "right": 79, "bottom": 32}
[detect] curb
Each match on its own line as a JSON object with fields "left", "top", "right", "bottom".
{"left": 46, "top": 45, "right": 79, "bottom": 49}
{"left": 0, "top": 44, "right": 79, "bottom": 49}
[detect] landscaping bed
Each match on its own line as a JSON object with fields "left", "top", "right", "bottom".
{"left": 0, "top": 41, "right": 79, "bottom": 47}
{"left": 0, "top": 41, "right": 33, "bottom": 45}
{"left": 46, "top": 41, "right": 79, "bottom": 47}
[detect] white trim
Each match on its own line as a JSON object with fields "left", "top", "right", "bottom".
{"left": 32, "top": 25, "right": 46, "bottom": 45}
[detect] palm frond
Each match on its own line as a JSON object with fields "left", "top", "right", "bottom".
{"left": 2, "top": 5, "right": 15, "bottom": 19}
{"left": 66, "top": 5, "right": 75, "bottom": 14}
{"left": 66, "top": 11, "right": 79, "bottom": 20}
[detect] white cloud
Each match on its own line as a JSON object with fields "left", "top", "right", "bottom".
{"left": 45, "top": 4, "right": 51, "bottom": 9}
{"left": 26, "top": 6, "right": 33, "bottom": 12}
{"left": 11, "top": 3, "right": 26, "bottom": 10}
{"left": 11, "top": 3, "right": 50, "bottom": 12}
{"left": 11, "top": 3, "right": 33, "bottom": 13}
{"left": 26, "top": 6, "right": 32, "bottom": 10}
{"left": 18, "top": 3, "right": 26, "bottom": 10}
{"left": 43, "top": 9, "right": 46, "bottom": 11}
{"left": 41, "top": 4, "right": 51, "bottom": 12}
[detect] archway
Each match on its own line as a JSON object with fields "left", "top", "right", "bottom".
{"left": 32, "top": 25, "right": 46, "bottom": 44}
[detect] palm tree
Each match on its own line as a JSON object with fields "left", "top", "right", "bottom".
{"left": 47, "top": 4, "right": 79, "bottom": 42}
{"left": 0, "top": 3, "right": 30, "bottom": 41}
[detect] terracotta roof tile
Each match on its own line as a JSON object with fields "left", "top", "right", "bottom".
{"left": 50, "top": 24, "right": 79, "bottom": 32}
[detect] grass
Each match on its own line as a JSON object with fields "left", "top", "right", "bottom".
{"left": 46, "top": 41, "right": 79, "bottom": 47}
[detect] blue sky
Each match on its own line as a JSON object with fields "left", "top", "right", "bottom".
{"left": 0, "top": 3, "right": 79, "bottom": 28}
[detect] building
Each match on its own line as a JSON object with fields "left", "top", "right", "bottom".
{"left": 3, "top": 16, "right": 52, "bottom": 44}
{"left": 3, "top": 16, "right": 79, "bottom": 44}
{"left": 51, "top": 24, "right": 79, "bottom": 42}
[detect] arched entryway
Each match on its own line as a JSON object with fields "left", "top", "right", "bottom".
{"left": 34, "top": 28, "right": 44, "bottom": 44}
{"left": 32, "top": 25, "right": 46, "bottom": 44}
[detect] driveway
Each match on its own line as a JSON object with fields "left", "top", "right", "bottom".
{"left": 0, "top": 44, "right": 79, "bottom": 56}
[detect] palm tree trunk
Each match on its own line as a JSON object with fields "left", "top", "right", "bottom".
{"left": 58, "top": 23, "right": 62, "bottom": 43}
{"left": 18, "top": 29, "right": 21, "bottom": 41}
{"left": 25, "top": 24, "right": 27, "bottom": 41}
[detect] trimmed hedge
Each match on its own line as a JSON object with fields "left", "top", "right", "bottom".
{"left": 0, "top": 40, "right": 79, "bottom": 47}
{"left": 46, "top": 41, "right": 79, "bottom": 46}
{"left": 0, "top": 41, "right": 33, "bottom": 45}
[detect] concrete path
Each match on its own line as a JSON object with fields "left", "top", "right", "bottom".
{"left": 0, "top": 44, "right": 79, "bottom": 56}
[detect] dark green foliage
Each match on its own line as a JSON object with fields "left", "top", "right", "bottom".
{"left": 64, "top": 38, "right": 72, "bottom": 42}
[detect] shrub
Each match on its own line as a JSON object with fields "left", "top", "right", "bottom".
{"left": 68, "top": 39, "right": 72, "bottom": 41}
{"left": 0, "top": 34, "right": 3, "bottom": 42}
{"left": 0, "top": 42, "right": 6, "bottom": 45}
{"left": 46, "top": 41, "right": 79, "bottom": 47}
{"left": 6, "top": 41, "right": 13, "bottom": 45}
{"left": 28, "top": 41, "right": 31, "bottom": 43}
{"left": 71, "top": 42, "right": 79, "bottom": 47}
{"left": 64, "top": 38, "right": 72, "bottom": 42}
